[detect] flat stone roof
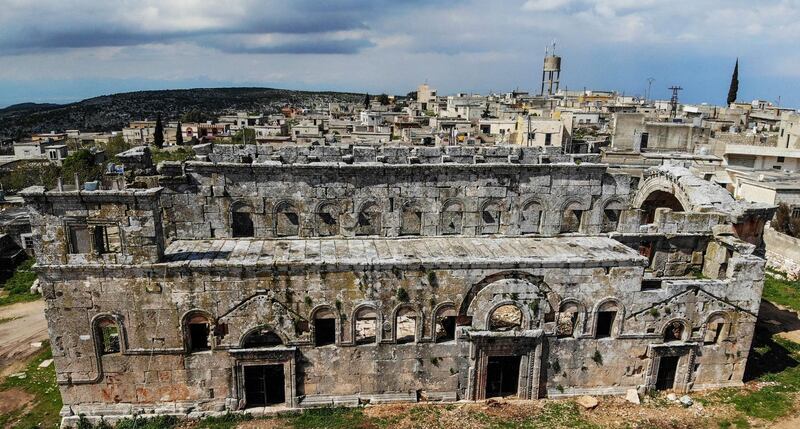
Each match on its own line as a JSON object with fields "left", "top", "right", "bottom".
{"left": 160, "top": 236, "right": 647, "bottom": 271}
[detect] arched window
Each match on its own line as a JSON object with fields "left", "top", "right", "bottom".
{"left": 441, "top": 200, "right": 463, "bottom": 235}
{"left": 489, "top": 304, "right": 522, "bottom": 331}
{"left": 95, "top": 316, "right": 120, "bottom": 355}
{"left": 354, "top": 307, "right": 378, "bottom": 345}
{"left": 664, "top": 320, "right": 685, "bottom": 342}
{"left": 316, "top": 203, "right": 340, "bottom": 237}
{"left": 232, "top": 202, "right": 254, "bottom": 238}
{"left": 242, "top": 328, "right": 283, "bottom": 348}
{"left": 561, "top": 202, "right": 583, "bottom": 233}
{"left": 595, "top": 301, "right": 618, "bottom": 338}
{"left": 480, "top": 200, "right": 503, "bottom": 235}
{"left": 400, "top": 202, "right": 422, "bottom": 236}
{"left": 395, "top": 307, "right": 417, "bottom": 344}
{"left": 602, "top": 200, "right": 624, "bottom": 233}
{"left": 355, "top": 202, "right": 381, "bottom": 236}
{"left": 434, "top": 305, "right": 457, "bottom": 342}
{"left": 313, "top": 308, "right": 336, "bottom": 347}
{"left": 704, "top": 314, "right": 729, "bottom": 344}
{"left": 557, "top": 302, "right": 580, "bottom": 338}
{"left": 520, "top": 200, "right": 543, "bottom": 235}
{"left": 185, "top": 312, "right": 211, "bottom": 352}
{"left": 274, "top": 201, "right": 300, "bottom": 237}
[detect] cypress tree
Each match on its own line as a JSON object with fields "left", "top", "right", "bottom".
{"left": 175, "top": 122, "right": 184, "bottom": 146}
{"left": 154, "top": 114, "right": 164, "bottom": 149}
{"left": 364, "top": 93, "right": 370, "bottom": 108}
{"left": 727, "top": 58, "right": 739, "bottom": 106}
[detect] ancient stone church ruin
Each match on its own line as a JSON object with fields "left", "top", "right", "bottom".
{"left": 21, "top": 145, "right": 775, "bottom": 425}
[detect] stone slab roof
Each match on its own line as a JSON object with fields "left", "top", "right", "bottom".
{"left": 159, "top": 236, "right": 647, "bottom": 271}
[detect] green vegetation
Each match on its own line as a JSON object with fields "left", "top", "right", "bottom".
{"left": 151, "top": 147, "right": 196, "bottom": 164}
{"left": 230, "top": 128, "right": 256, "bottom": 145}
{"left": 153, "top": 115, "right": 164, "bottom": 149}
{"left": 763, "top": 273, "right": 800, "bottom": 312}
{"left": 195, "top": 413, "right": 252, "bottom": 429}
{"left": 61, "top": 149, "right": 104, "bottom": 185}
{"left": 396, "top": 287, "right": 410, "bottom": 302}
{"left": 591, "top": 350, "right": 603, "bottom": 365}
{"left": 0, "top": 258, "right": 39, "bottom": 306}
{"left": 0, "top": 343, "right": 62, "bottom": 429}
{"left": 283, "top": 407, "right": 368, "bottom": 429}
{"left": 703, "top": 322, "right": 800, "bottom": 422}
{"left": 0, "top": 161, "right": 61, "bottom": 192}
{"left": 104, "top": 134, "right": 131, "bottom": 159}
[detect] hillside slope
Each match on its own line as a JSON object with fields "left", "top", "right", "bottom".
{"left": 0, "top": 87, "right": 363, "bottom": 139}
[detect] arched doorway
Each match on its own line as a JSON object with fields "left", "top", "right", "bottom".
{"left": 640, "top": 190, "right": 685, "bottom": 224}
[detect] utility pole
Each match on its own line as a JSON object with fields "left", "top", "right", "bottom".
{"left": 668, "top": 86, "right": 683, "bottom": 119}
{"left": 646, "top": 78, "right": 655, "bottom": 104}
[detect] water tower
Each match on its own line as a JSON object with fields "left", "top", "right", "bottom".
{"left": 540, "top": 41, "right": 561, "bottom": 96}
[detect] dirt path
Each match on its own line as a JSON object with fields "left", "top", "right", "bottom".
{"left": 0, "top": 299, "right": 48, "bottom": 378}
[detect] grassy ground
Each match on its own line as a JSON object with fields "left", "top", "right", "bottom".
{"left": 0, "top": 343, "right": 62, "bottom": 429}
{"left": 151, "top": 147, "right": 196, "bottom": 165}
{"left": 0, "top": 258, "right": 39, "bottom": 307}
{"left": 763, "top": 273, "right": 800, "bottom": 312}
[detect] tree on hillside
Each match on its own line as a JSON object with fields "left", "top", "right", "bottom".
{"left": 378, "top": 94, "right": 391, "bottom": 105}
{"left": 727, "top": 58, "right": 739, "bottom": 106}
{"left": 154, "top": 114, "right": 164, "bottom": 149}
{"left": 61, "top": 149, "right": 102, "bottom": 186}
{"left": 104, "top": 134, "right": 130, "bottom": 158}
{"left": 175, "top": 122, "right": 184, "bottom": 146}
{"left": 364, "top": 93, "right": 370, "bottom": 108}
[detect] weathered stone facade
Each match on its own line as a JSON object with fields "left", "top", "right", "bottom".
{"left": 21, "top": 145, "right": 775, "bottom": 426}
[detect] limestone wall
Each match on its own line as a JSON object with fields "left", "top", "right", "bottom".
{"left": 38, "top": 257, "right": 761, "bottom": 417}
{"left": 764, "top": 226, "right": 800, "bottom": 279}
{"left": 158, "top": 163, "right": 634, "bottom": 241}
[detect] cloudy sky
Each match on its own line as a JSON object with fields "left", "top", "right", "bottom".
{"left": 0, "top": 0, "right": 798, "bottom": 108}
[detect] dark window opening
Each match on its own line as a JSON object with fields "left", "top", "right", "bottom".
{"left": 314, "top": 318, "right": 336, "bottom": 346}
{"left": 244, "top": 364, "right": 285, "bottom": 407}
{"left": 544, "top": 133, "right": 552, "bottom": 146}
{"left": 188, "top": 320, "right": 211, "bottom": 352}
{"left": 602, "top": 209, "right": 621, "bottom": 233}
{"left": 242, "top": 329, "right": 283, "bottom": 348}
{"left": 664, "top": 321, "right": 684, "bottom": 342}
{"left": 640, "top": 132, "right": 649, "bottom": 149}
{"left": 655, "top": 356, "right": 680, "bottom": 391}
{"left": 596, "top": 311, "right": 616, "bottom": 338}
{"left": 486, "top": 356, "right": 521, "bottom": 398}
{"left": 69, "top": 224, "right": 121, "bottom": 254}
{"left": 641, "top": 279, "right": 663, "bottom": 290}
{"left": 436, "top": 316, "right": 457, "bottom": 342}
{"left": 232, "top": 211, "right": 254, "bottom": 238}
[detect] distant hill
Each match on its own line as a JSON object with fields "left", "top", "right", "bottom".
{"left": 0, "top": 87, "right": 364, "bottom": 139}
